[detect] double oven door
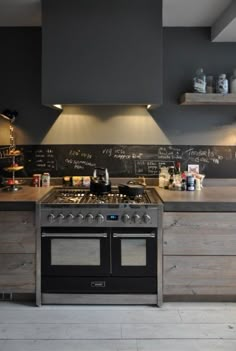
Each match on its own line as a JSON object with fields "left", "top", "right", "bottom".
{"left": 41, "top": 227, "right": 157, "bottom": 294}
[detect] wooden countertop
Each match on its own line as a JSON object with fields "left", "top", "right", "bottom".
{"left": 155, "top": 187, "right": 236, "bottom": 212}
{"left": 0, "top": 186, "right": 53, "bottom": 202}
{"left": 0, "top": 185, "right": 236, "bottom": 212}
{"left": 0, "top": 186, "right": 53, "bottom": 210}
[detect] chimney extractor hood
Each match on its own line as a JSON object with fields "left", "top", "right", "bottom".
{"left": 42, "top": 0, "right": 163, "bottom": 106}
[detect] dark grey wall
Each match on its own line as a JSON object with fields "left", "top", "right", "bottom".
{"left": 0, "top": 27, "right": 236, "bottom": 146}
{"left": 42, "top": 0, "right": 162, "bottom": 105}
{"left": 152, "top": 28, "right": 236, "bottom": 145}
{"left": 0, "top": 28, "right": 58, "bottom": 145}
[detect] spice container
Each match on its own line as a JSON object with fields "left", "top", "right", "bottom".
{"left": 32, "top": 174, "right": 41, "bottom": 187}
{"left": 193, "top": 68, "right": 206, "bottom": 93}
{"left": 216, "top": 74, "right": 228, "bottom": 94}
{"left": 186, "top": 175, "right": 195, "bottom": 191}
{"left": 42, "top": 172, "right": 50, "bottom": 187}
{"left": 230, "top": 69, "right": 236, "bottom": 93}
{"left": 206, "top": 75, "right": 214, "bottom": 93}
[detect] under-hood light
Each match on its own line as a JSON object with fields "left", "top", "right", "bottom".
{"left": 53, "top": 104, "right": 63, "bottom": 110}
{"left": 147, "top": 105, "right": 152, "bottom": 109}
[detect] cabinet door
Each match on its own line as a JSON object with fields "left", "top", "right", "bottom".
{"left": 164, "top": 256, "right": 236, "bottom": 296}
{"left": 163, "top": 212, "right": 236, "bottom": 255}
{"left": 0, "top": 254, "right": 35, "bottom": 293}
{"left": 0, "top": 211, "right": 36, "bottom": 293}
{"left": 163, "top": 212, "right": 236, "bottom": 298}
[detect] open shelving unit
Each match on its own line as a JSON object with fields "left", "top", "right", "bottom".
{"left": 180, "top": 93, "right": 236, "bottom": 105}
{"left": 0, "top": 113, "right": 23, "bottom": 191}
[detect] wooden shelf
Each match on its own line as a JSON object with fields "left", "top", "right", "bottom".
{"left": 180, "top": 93, "right": 236, "bottom": 105}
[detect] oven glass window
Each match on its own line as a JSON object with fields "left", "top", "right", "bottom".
{"left": 121, "top": 239, "right": 146, "bottom": 266}
{"left": 51, "top": 239, "right": 100, "bottom": 266}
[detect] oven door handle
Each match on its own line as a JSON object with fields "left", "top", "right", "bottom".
{"left": 112, "top": 233, "right": 156, "bottom": 238}
{"left": 41, "top": 233, "right": 108, "bottom": 238}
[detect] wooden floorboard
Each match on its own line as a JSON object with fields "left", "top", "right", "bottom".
{"left": 0, "top": 302, "right": 236, "bottom": 350}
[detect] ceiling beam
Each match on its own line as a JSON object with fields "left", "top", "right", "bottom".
{"left": 211, "top": 0, "right": 236, "bottom": 42}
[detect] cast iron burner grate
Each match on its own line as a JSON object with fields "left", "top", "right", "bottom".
{"left": 42, "top": 188, "right": 152, "bottom": 205}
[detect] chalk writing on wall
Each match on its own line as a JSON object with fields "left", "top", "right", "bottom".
{"left": 3, "top": 144, "right": 235, "bottom": 178}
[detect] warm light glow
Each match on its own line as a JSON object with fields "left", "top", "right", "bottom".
{"left": 147, "top": 105, "right": 152, "bottom": 109}
{"left": 41, "top": 106, "right": 171, "bottom": 144}
{"left": 0, "top": 113, "right": 11, "bottom": 121}
{"left": 53, "top": 104, "right": 63, "bottom": 110}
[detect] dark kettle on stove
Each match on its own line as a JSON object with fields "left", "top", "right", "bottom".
{"left": 90, "top": 167, "right": 111, "bottom": 195}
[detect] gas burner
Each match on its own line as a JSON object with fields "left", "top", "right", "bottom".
{"left": 41, "top": 187, "right": 162, "bottom": 206}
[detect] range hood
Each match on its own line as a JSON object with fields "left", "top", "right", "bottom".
{"left": 41, "top": 0, "right": 163, "bottom": 106}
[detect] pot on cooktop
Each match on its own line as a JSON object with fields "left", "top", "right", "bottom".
{"left": 118, "top": 182, "right": 145, "bottom": 197}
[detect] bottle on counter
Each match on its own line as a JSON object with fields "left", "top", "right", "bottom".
{"left": 216, "top": 74, "right": 228, "bottom": 94}
{"left": 42, "top": 172, "right": 50, "bottom": 187}
{"left": 186, "top": 175, "right": 195, "bottom": 191}
{"left": 32, "top": 174, "right": 41, "bottom": 187}
{"left": 181, "top": 178, "right": 187, "bottom": 191}
{"left": 193, "top": 68, "right": 206, "bottom": 93}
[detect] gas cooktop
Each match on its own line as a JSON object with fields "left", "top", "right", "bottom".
{"left": 41, "top": 187, "right": 161, "bottom": 205}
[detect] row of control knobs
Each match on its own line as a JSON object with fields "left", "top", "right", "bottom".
{"left": 47, "top": 213, "right": 151, "bottom": 224}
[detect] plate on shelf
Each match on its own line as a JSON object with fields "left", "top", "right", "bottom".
{"left": 4, "top": 166, "right": 24, "bottom": 172}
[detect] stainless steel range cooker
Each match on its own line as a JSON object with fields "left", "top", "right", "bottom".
{"left": 37, "top": 187, "right": 163, "bottom": 306}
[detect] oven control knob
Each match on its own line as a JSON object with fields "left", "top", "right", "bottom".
{"left": 47, "top": 213, "right": 56, "bottom": 224}
{"left": 96, "top": 213, "right": 105, "bottom": 224}
{"left": 143, "top": 214, "right": 151, "bottom": 224}
{"left": 86, "top": 213, "right": 94, "bottom": 224}
{"left": 122, "top": 213, "right": 130, "bottom": 224}
{"left": 57, "top": 213, "right": 65, "bottom": 223}
{"left": 76, "top": 213, "right": 84, "bottom": 224}
{"left": 132, "top": 213, "right": 141, "bottom": 224}
{"left": 66, "top": 213, "right": 75, "bottom": 223}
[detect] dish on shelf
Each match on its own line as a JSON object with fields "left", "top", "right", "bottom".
{"left": 4, "top": 166, "right": 24, "bottom": 172}
{"left": 8, "top": 149, "right": 21, "bottom": 156}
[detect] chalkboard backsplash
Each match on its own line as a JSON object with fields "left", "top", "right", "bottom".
{"left": 0, "top": 145, "right": 236, "bottom": 178}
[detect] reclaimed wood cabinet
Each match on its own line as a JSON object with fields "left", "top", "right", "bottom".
{"left": 163, "top": 212, "right": 236, "bottom": 299}
{"left": 0, "top": 211, "right": 36, "bottom": 293}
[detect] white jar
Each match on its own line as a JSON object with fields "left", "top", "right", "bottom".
{"left": 216, "top": 74, "right": 228, "bottom": 94}
{"left": 230, "top": 69, "right": 236, "bottom": 93}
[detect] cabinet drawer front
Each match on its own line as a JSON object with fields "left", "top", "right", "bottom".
{"left": 164, "top": 231, "right": 236, "bottom": 255}
{"left": 0, "top": 211, "right": 35, "bottom": 230}
{"left": 0, "top": 254, "right": 35, "bottom": 275}
{"left": 0, "top": 275, "right": 35, "bottom": 293}
{"left": 0, "top": 254, "right": 35, "bottom": 293}
{"left": 0, "top": 231, "right": 36, "bottom": 253}
{"left": 163, "top": 212, "right": 236, "bottom": 228}
{"left": 0, "top": 211, "right": 35, "bottom": 253}
{"left": 163, "top": 212, "right": 236, "bottom": 255}
{"left": 164, "top": 256, "right": 236, "bottom": 296}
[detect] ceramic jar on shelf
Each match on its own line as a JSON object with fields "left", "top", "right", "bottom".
{"left": 216, "top": 73, "right": 228, "bottom": 94}
{"left": 230, "top": 69, "right": 236, "bottom": 93}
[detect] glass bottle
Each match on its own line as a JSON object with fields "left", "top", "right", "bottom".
{"left": 216, "top": 74, "right": 228, "bottom": 94}
{"left": 193, "top": 68, "right": 206, "bottom": 93}
{"left": 230, "top": 69, "right": 236, "bottom": 93}
{"left": 206, "top": 75, "right": 214, "bottom": 93}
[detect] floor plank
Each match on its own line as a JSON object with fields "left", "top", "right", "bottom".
{"left": 180, "top": 309, "right": 236, "bottom": 323}
{"left": 137, "top": 339, "right": 236, "bottom": 351}
{"left": 0, "top": 340, "right": 137, "bottom": 351}
{"left": 0, "top": 323, "right": 121, "bottom": 339}
{"left": 0, "top": 309, "right": 181, "bottom": 324}
{"left": 0, "top": 302, "right": 236, "bottom": 351}
{"left": 122, "top": 323, "right": 236, "bottom": 339}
